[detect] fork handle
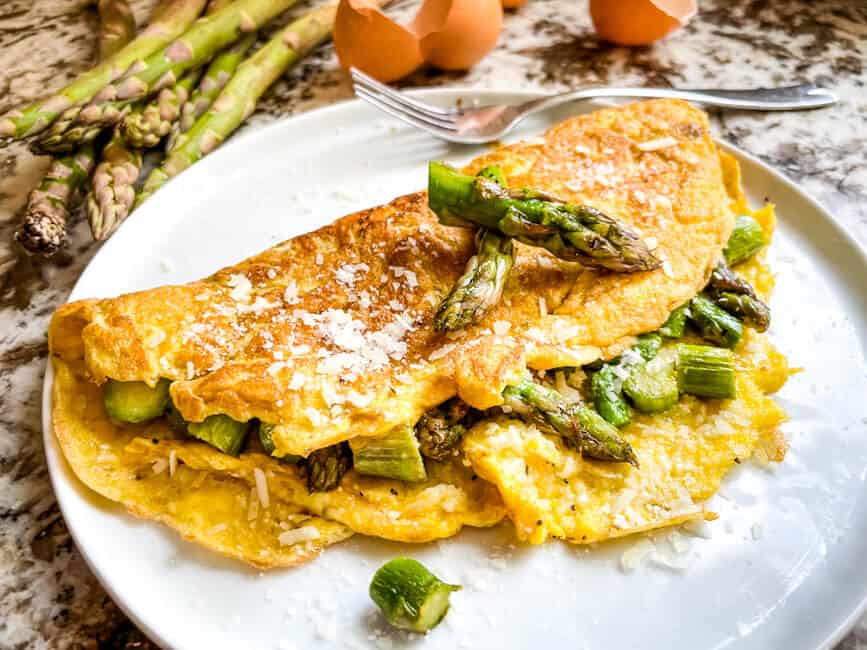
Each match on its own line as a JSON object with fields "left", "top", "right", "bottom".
{"left": 529, "top": 83, "right": 837, "bottom": 113}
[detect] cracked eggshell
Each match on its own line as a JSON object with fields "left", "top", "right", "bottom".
{"left": 590, "top": 0, "right": 696, "bottom": 46}
{"left": 413, "top": 0, "right": 503, "bottom": 71}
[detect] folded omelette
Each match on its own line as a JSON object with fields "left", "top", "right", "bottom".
{"left": 49, "top": 99, "right": 789, "bottom": 568}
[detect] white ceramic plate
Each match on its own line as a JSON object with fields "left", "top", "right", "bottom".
{"left": 43, "top": 90, "right": 867, "bottom": 650}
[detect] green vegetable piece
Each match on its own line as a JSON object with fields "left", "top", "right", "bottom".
{"left": 165, "top": 400, "right": 189, "bottom": 435}
{"left": 304, "top": 443, "right": 353, "bottom": 492}
{"left": 623, "top": 358, "right": 679, "bottom": 413}
{"left": 257, "top": 422, "right": 301, "bottom": 463}
{"left": 104, "top": 378, "right": 171, "bottom": 423}
{"left": 575, "top": 406, "right": 639, "bottom": 467}
{"left": 634, "top": 332, "right": 662, "bottom": 361}
{"left": 416, "top": 398, "right": 470, "bottom": 461}
{"left": 676, "top": 344, "right": 736, "bottom": 399}
{"left": 724, "top": 215, "right": 768, "bottom": 266}
{"left": 370, "top": 557, "right": 460, "bottom": 633}
{"left": 352, "top": 425, "right": 427, "bottom": 482}
{"left": 689, "top": 294, "right": 743, "bottom": 348}
{"left": 659, "top": 303, "right": 689, "bottom": 338}
{"left": 591, "top": 366, "right": 631, "bottom": 428}
{"left": 476, "top": 165, "right": 507, "bottom": 186}
{"left": 187, "top": 414, "right": 250, "bottom": 456}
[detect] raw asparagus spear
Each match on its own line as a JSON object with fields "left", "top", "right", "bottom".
{"left": 187, "top": 414, "right": 250, "bottom": 455}
{"left": 370, "top": 558, "right": 460, "bottom": 633}
{"left": 303, "top": 442, "right": 352, "bottom": 492}
{"left": 351, "top": 425, "right": 427, "bottom": 482}
{"left": 104, "top": 378, "right": 171, "bottom": 423}
{"left": 85, "top": 128, "right": 143, "bottom": 240}
{"left": 14, "top": 144, "right": 97, "bottom": 255}
{"left": 138, "top": 2, "right": 342, "bottom": 204}
{"left": 119, "top": 68, "right": 203, "bottom": 148}
{"left": 659, "top": 302, "right": 689, "bottom": 338}
{"left": 34, "top": 0, "right": 299, "bottom": 149}
{"left": 434, "top": 229, "right": 515, "bottom": 331}
{"left": 724, "top": 215, "right": 767, "bottom": 266}
{"left": 676, "top": 344, "right": 736, "bottom": 399}
{"left": 166, "top": 32, "right": 257, "bottom": 151}
{"left": 689, "top": 294, "right": 743, "bottom": 348}
{"left": 416, "top": 398, "right": 471, "bottom": 461}
{"left": 0, "top": 0, "right": 208, "bottom": 144}
{"left": 427, "top": 161, "right": 660, "bottom": 272}
{"left": 502, "top": 377, "right": 638, "bottom": 466}
{"left": 97, "top": 0, "right": 137, "bottom": 60}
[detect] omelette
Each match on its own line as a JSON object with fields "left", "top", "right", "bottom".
{"left": 49, "top": 99, "right": 790, "bottom": 569}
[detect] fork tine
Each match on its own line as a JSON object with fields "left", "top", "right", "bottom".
{"left": 354, "top": 88, "right": 460, "bottom": 138}
{"left": 349, "top": 67, "right": 458, "bottom": 119}
{"left": 354, "top": 86, "right": 459, "bottom": 133}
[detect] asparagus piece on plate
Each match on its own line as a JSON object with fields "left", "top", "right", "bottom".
{"left": 502, "top": 377, "right": 638, "bottom": 466}
{"left": 14, "top": 144, "right": 97, "bottom": 255}
{"left": 97, "top": 0, "right": 137, "bottom": 60}
{"left": 427, "top": 161, "right": 660, "bottom": 272}
{"left": 104, "top": 378, "right": 171, "bottom": 423}
{"left": 689, "top": 294, "right": 743, "bottom": 348}
{"left": 34, "top": 0, "right": 299, "bottom": 149}
{"left": 623, "top": 356, "right": 679, "bottom": 413}
{"left": 119, "top": 68, "right": 203, "bottom": 148}
{"left": 85, "top": 128, "right": 143, "bottom": 240}
{"left": 724, "top": 215, "right": 768, "bottom": 267}
{"left": 138, "top": 2, "right": 343, "bottom": 204}
{"left": 416, "top": 398, "right": 471, "bottom": 461}
{"left": 188, "top": 414, "right": 250, "bottom": 455}
{"left": 167, "top": 32, "right": 257, "bottom": 151}
{"left": 676, "top": 344, "right": 736, "bottom": 399}
{"left": 304, "top": 442, "right": 353, "bottom": 492}
{"left": 351, "top": 425, "right": 427, "bottom": 482}
{"left": 0, "top": 0, "right": 208, "bottom": 144}
{"left": 370, "top": 558, "right": 460, "bottom": 633}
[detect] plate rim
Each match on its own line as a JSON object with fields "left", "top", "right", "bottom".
{"left": 41, "top": 87, "right": 867, "bottom": 650}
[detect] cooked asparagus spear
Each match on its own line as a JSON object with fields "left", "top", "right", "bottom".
{"left": 659, "top": 303, "right": 689, "bottom": 338}
{"left": 591, "top": 365, "right": 631, "bottom": 428}
{"left": 689, "top": 294, "right": 743, "bottom": 348}
{"left": 14, "top": 144, "right": 97, "bottom": 255}
{"left": 502, "top": 377, "right": 638, "bottom": 466}
{"left": 475, "top": 164, "right": 507, "bottom": 186}
{"left": 434, "top": 229, "right": 515, "bottom": 331}
{"left": 0, "top": 0, "right": 208, "bottom": 144}
{"left": 623, "top": 356, "right": 679, "bottom": 413}
{"left": 634, "top": 332, "right": 662, "bottom": 361}
{"left": 706, "top": 260, "right": 770, "bottom": 331}
{"left": 138, "top": 2, "right": 342, "bottom": 204}
{"left": 370, "top": 558, "right": 460, "bottom": 633}
{"left": 119, "top": 68, "right": 202, "bottom": 148}
{"left": 97, "top": 0, "right": 137, "bottom": 61}
{"left": 724, "top": 215, "right": 768, "bottom": 267}
{"left": 303, "top": 442, "right": 352, "bottom": 492}
{"left": 166, "top": 32, "right": 257, "bottom": 151}
{"left": 676, "top": 344, "right": 736, "bottom": 399}
{"left": 351, "top": 425, "right": 427, "bottom": 482}
{"left": 416, "top": 398, "right": 471, "bottom": 461}
{"left": 187, "top": 414, "right": 250, "bottom": 455}
{"left": 33, "top": 0, "right": 299, "bottom": 150}
{"left": 85, "top": 128, "right": 143, "bottom": 240}
{"left": 104, "top": 378, "right": 171, "bottom": 423}
{"left": 257, "top": 422, "right": 301, "bottom": 463}
{"left": 427, "top": 161, "right": 660, "bottom": 272}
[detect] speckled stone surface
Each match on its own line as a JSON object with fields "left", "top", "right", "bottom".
{"left": 0, "top": 0, "right": 865, "bottom": 648}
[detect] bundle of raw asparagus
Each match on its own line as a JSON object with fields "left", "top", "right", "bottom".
{"left": 7, "top": 0, "right": 346, "bottom": 257}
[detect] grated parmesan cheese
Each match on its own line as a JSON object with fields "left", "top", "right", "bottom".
{"left": 152, "top": 458, "right": 168, "bottom": 475}
{"left": 278, "top": 526, "right": 320, "bottom": 546}
{"left": 168, "top": 450, "right": 177, "bottom": 478}
{"left": 636, "top": 137, "right": 679, "bottom": 152}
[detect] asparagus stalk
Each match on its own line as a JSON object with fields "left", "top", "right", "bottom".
{"left": 85, "top": 128, "right": 143, "bottom": 240}
{"left": 370, "top": 558, "right": 460, "bottom": 633}
{"left": 706, "top": 260, "right": 770, "bottom": 332}
{"left": 97, "top": 0, "right": 137, "bottom": 60}
{"left": 166, "top": 32, "right": 257, "bottom": 151}
{"left": 676, "top": 344, "right": 736, "bottom": 399}
{"left": 659, "top": 302, "right": 689, "bottom": 338}
{"left": 103, "top": 378, "right": 171, "bottom": 423}
{"left": 502, "top": 377, "right": 638, "bottom": 466}
{"left": 416, "top": 398, "right": 471, "bottom": 461}
{"left": 622, "top": 356, "right": 679, "bottom": 413}
{"left": 427, "top": 161, "right": 660, "bottom": 272}
{"left": 137, "top": 2, "right": 342, "bottom": 204}
{"left": 187, "top": 414, "right": 250, "bottom": 455}
{"left": 591, "top": 365, "right": 631, "bottom": 428}
{"left": 119, "top": 68, "right": 203, "bottom": 148}
{"left": 351, "top": 425, "right": 427, "bottom": 482}
{"left": 34, "top": 0, "right": 300, "bottom": 150}
{"left": 724, "top": 215, "right": 768, "bottom": 267}
{"left": 689, "top": 294, "right": 743, "bottom": 348}
{"left": 634, "top": 332, "right": 662, "bottom": 361}
{"left": 0, "top": 0, "right": 208, "bottom": 144}
{"left": 257, "top": 422, "right": 301, "bottom": 463}
{"left": 14, "top": 144, "right": 97, "bottom": 255}
{"left": 303, "top": 442, "right": 353, "bottom": 492}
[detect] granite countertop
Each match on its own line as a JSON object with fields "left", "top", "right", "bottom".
{"left": 1, "top": 0, "right": 865, "bottom": 647}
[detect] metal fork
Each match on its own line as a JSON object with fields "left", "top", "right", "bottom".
{"left": 350, "top": 67, "right": 837, "bottom": 144}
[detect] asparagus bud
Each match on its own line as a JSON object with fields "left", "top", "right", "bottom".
{"left": 416, "top": 398, "right": 471, "bottom": 461}
{"left": 303, "top": 442, "right": 352, "bottom": 492}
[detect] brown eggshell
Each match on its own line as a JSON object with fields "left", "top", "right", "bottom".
{"left": 413, "top": 0, "right": 504, "bottom": 70}
{"left": 590, "top": 0, "right": 696, "bottom": 46}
